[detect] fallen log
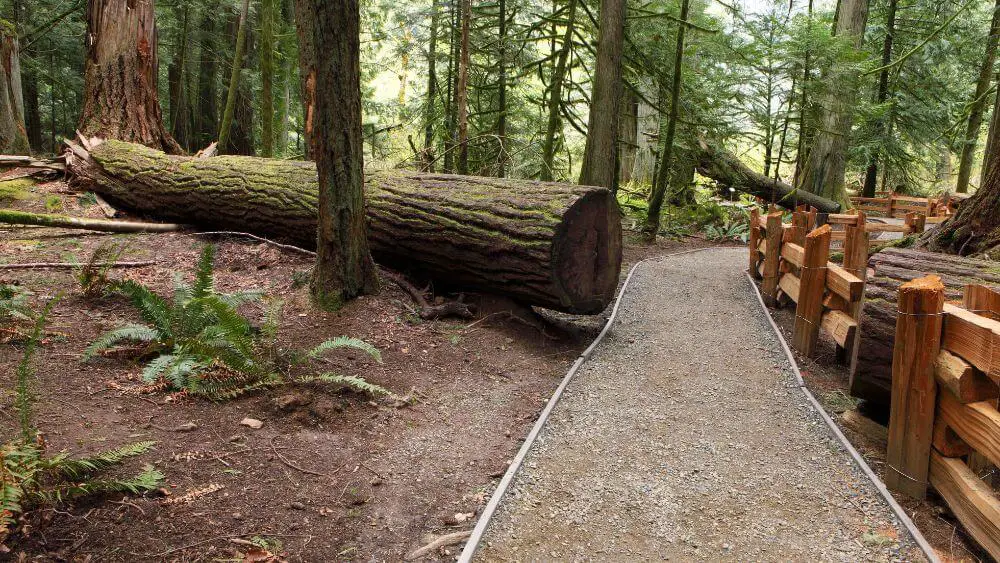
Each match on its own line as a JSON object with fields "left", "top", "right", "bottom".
{"left": 0, "top": 209, "right": 184, "bottom": 233}
{"left": 852, "top": 247, "right": 1000, "bottom": 407}
{"left": 64, "top": 139, "right": 622, "bottom": 314}
{"left": 694, "top": 140, "right": 841, "bottom": 213}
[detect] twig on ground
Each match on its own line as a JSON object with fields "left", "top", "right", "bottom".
{"left": 195, "top": 231, "right": 316, "bottom": 256}
{"left": 0, "top": 260, "right": 155, "bottom": 270}
{"left": 270, "top": 435, "right": 327, "bottom": 477}
{"left": 404, "top": 530, "right": 473, "bottom": 561}
{"left": 383, "top": 270, "right": 474, "bottom": 319}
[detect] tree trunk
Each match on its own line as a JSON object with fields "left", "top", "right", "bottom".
{"left": 195, "top": 14, "right": 218, "bottom": 150}
{"left": 793, "top": 0, "right": 814, "bottom": 184}
{"left": 228, "top": 72, "right": 255, "bottom": 156}
{"left": 795, "top": 0, "right": 869, "bottom": 207}
{"left": 922, "top": 131, "right": 1000, "bottom": 257}
{"left": 421, "top": 0, "right": 440, "bottom": 172}
{"left": 218, "top": 0, "right": 251, "bottom": 155}
{"left": 260, "top": 0, "right": 275, "bottom": 157}
{"left": 645, "top": 0, "right": 689, "bottom": 236}
{"left": 168, "top": 6, "right": 191, "bottom": 151}
{"left": 64, "top": 139, "right": 624, "bottom": 314}
{"left": 78, "top": 0, "right": 180, "bottom": 154}
{"left": 619, "top": 86, "right": 638, "bottom": 184}
{"left": 496, "top": 0, "right": 507, "bottom": 178}
{"left": 540, "top": 0, "right": 576, "bottom": 182}
{"left": 23, "top": 66, "right": 40, "bottom": 153}
{"left": 578, "top": 0, "right": 626, "bottom": 191}
{"left": 443, "top": 0, "right": 458, "bottom": 173}
{"left": 955, "top": 0, "right": 1000, "bottom": 194}
{"left": 694, "top": 139, "right": 841, "bottom": 212}
{"left": 455, "top": 0, "right": 471, "bottom": 175}
{"left": 0, "top": 27, "right": 28, "bottom": 155}
{"left": 302, "top": 0, "right": 379, "bottom": 308}
{"left": 293, "top": 0, "right": 315, "bottom": 159}
{"left": 981, "top": 71, "right": 1000, "bottom": 188}
{"left": 862, "top": 0, "right": 896, "bottom": 198}
{"left": 852, "top": 247, "right": 1000, "bottom": 406}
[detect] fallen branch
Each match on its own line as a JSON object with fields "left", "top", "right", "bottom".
{"left": 0, "top": 209, "right": 183, "bottom": 233}
{"left": 195, "top": 231, "right": 316, "bottom": 256}
{"left": 382, "top": 270, "right": 475, "bottom": 320}
{"left": 270, "top": 435, "right": 328, "bottom": 477}
{"left": 0, "top": 260, "right": 155, "bottom": 270}
{"left": 404, "top": 530, "right": 473, "bottom": 561}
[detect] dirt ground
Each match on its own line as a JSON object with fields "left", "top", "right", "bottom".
{"left": 770, "top": 307, "right": 990, "bottom": 562}
{"left": 0, "top": 176, "right": 728, "bottom": 561}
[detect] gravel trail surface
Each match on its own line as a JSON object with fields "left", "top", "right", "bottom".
{"left": 475, "top": 248, "right": 925, "bottom": 561}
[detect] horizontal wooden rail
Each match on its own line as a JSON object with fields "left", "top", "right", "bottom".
{"left": 929, "top": 452, "right": 1000, "bottom": 557}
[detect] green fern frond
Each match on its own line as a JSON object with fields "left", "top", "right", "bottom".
{"left": 141, "top": 354, "right": 175, "bottom": 382}
{"left": 0, "top": 284, "right": 34, "bottom": 323}
{"left": 216, "top": 290, "right": 263, "bottom": 309}
{"left": 16, "top": 298, "right": 58, "bottom": 442}
{"left": 84, "top": 324, "right": 160, "bottom": 360}
{"left": 306, "top": 337, "right": 382, "bottom": 363}
{"left": 29, "top": 464, "right": 164, "bottom": 504}
{"left": 48, "top": 441, "right": 156, "bottom": 480}
{"left": 192, "top": 244, "right": 216, "bottom": 299}
{"left": 299, "top": 372, "right": 391, "bottom": 396}
{"left": 110, "top": 280, "right": 172, "bottom": 335}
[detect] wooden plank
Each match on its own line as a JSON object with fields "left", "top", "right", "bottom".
{"left": 821, "top": 310, "right": 858, "bottom": 348}
{"left": 827, "top": 213, "right": 861, "bottom": 225}
{"left": 761, "top": 213, "right": 783, "bottom": 305}
{"left": 852, "top": 197, "right": 892, "bottom": 203}
{"left": 865, "top": 223, "right": 908, "bottom": 233}
{"left": 749, "top": 208, "right": 761, "bottom": 279}
{"left": 779, "top": 273, "right": 800, "bottom": 303}
{"left": 892, "top": 195, "right": 929, "bottom": 203}
{"left": 781, "top": 242, "right": 804, "bottom": 268}
{"left": 826, "top": 263, "right": 864, "bottom": 302}
{"left": 792, "top": 224, "right": 831, "bottom": 357}
{"left": 926, "top": 216, "right": 948, "bottom": 224}
{"left": 929, "top": 451, "right": 1000, "bottom": 560}
{"left": 842, "top": 214, "right": 868, "bottom": 370}
{"left": 886, "top": 275, "right": 945, "bottom": 499}
{"left": 933, "top": 419, "right": 971, "bottom": 457}
{"left": 942, "top": 303, "right": 1000, "bottom": 381}
{"left": 937, "top": 391, "right": 1000, "bottom": 471}
{"left": 830, "top": 230, "right": 846, "bottom": 241}
{"left": 791, "top": 211, "right": 809, "bottom": 246}
{"left": 965, "top": 284, "right": 1000, "bottom": 321}
{"left": 935, "top": 350, "right": 999, "bottom": 404}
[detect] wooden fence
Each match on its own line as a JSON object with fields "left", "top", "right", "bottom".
{"left": 887, "top": 280, "right": 1000, "bottom": 558}
{"left": 749, "top": 206, "right": 867, "bottom": 360}
{"left": 849, "top": 194, "right": 954, "bottom": 224}
{"left": 828, "top": 210, "right": 925, "bottom": 247}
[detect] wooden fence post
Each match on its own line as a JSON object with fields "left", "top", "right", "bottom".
{"left": 791, "top": 210, "right": 808, "bottom": 246}
{"left": 762, "top": 212, "right": 783, "bottom": 305}
{"left": 914, "top": 213, "right": 926, "bottom": 234}
{"left": 964, "top": 284, "right": 999, "bottom": 484}
{"left": 792, "top": 224, "right": 831, "bottom": 357}
{"left": 886, "top": 275, "right": 945, "bottom": 499}
{"left": 841, "top": 212, "right": 869, "bottom": 367}
{"left": 749, "top": 208, "right": 761, "bottom": 279}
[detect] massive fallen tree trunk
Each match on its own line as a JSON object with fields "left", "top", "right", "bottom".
{"left": 64, "top": 139, "right": 622, "bottom": 314}
{"left": 852, "top": 247, "right": 1000, "bottom": 407}
{"left": 693, "top": 140, "right": 841, "bottom": 213}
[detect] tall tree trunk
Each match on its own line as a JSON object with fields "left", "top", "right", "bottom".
{"left": 229, "top": 71, "right": 255, "bottom": 155}
{"left": 78, "top": 0, "right": 179, "bottom": 153}
{"left": 421, "top": 0, "right": 440, "bottom": 172}
{"left": 955, "top": 0, "right": 1000, "bottom": 194}
{"left": 496, "top": 0, "right": 507, "bottom": 177}
{"left": 923, "top": 122, "right": 1000, "bottom": 257}
{"left": 195, "top": 13, "right": 218, "bottom": 150}
{"left": 260, "top": 0, "right": 275, "bottom": 157}
{"left": 578, "top": 0, "right": 626, "bottom": 191}
{"left": 619, "top": 86, "right": 637, "bottom": 183}
{"left": 540, "top": 0, "right": 576, "bottom": 182}
{"left": 293, "top": 0, "right": 315, "bottom": 159}
{"left": 23, "top": 67, "right": 40, "bottom": 153}
{"left": 773, "top": 75, "right": 795, "bottom": 183}
{"left": 456, "top": 0, "right": 471, "bottom": 175}
{"left": 981, "top": 71, "right": 1000, "bottom": 187}
{"left": 793, "top": 0, "right": 814, "bottom": 184}
{"left": 443, "top": 0, "right": 458, "bottom": 173}
{"left": 645, "top": 0, "right": 689, "bottom": 237}
{"left": 168, "top": 6, "right": 190, "bottom": 151}
{"left": 0, "top": 27, "right": 28, "bottom": 155}
{"left": 862, "top": 0, "right": 896, "bottom": 198}
{"left": 218, "top": 0, "right": 251, "bottom": 155}
{"left": 300, "top": 0, "right": 379, "bottom": 308}
{"left": 795, "top": 0, "right": 869, "bottom": 207}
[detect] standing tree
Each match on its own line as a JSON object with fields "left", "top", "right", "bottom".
{"left": 78, "top": 0, "right": 180, "bottom": 153}
{"left": 795, "top": 0, "right": 869, "bottom": 206}
{"left": 540, "top": 0, "right": 576, "bottom": 182}
{"left": 218, "top": 0, "right": 251, "bottom": 154}
{"left": 861, "top": 0, "right": 897, "bottom": 197}
{"left": 299, "top": 0, "right": 379, "bottom": 309}
{"left": 954, "top": 0, "right": 1000, "bottom": 194}
{"left": 455, "top": 0, "right": 471, "bottom": 174}
{"left": 578, "top": 0, "right": 626, "bottom": 190}
{"left": 260, "top": 0, "right": 276, "bottom": 157}
{"left": 0, "top": 21, "right": 28, "bottom": 154}
{"left": 293, "top": 0, "right": 315, "bottom": 160}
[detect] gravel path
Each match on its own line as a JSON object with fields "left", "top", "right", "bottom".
{"left": 474, "top": 248, "right": 925, "bottom": 562}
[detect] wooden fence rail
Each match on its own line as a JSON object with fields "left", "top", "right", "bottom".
{"left": 748, "top": 205, "right": 868, "bottom": 361}
{"left": 887, "top": 280, "right": 1000, "bottom": 558}
{"left": 849, "top": 194, "right": 954, "bottom": 224}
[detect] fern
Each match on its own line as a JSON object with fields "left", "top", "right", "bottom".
{"left": 110, "top": 279, "right": 172, "bottom": 335}
{"left": 298, "top": 373, "right": 391, "bottom": 397}
{"left": 16, "top": 298, "right": 57, "bottom": 442}
{"left": 191, "top": 244, "right": 216, "bottom": 299}
{"left": 83, "top": 324, "right": 161, "bottom": 360}
{"left": 74, "top": 240, "right": 129, "bottom": 297}
{"left": 0, "top": 284, "right": 34, "bottom": 325}
{"left": 307, "top": 336, "right": 383, "bottom": 364}
{"left": 46, "top": 441, "right": 157, "bottom": 480}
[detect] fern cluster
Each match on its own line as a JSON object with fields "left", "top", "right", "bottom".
{"left": 2, "top": 303, "right": 162, "bottom": 546}
{"left": 86, "top": 245, "right": 390, "bottom": 400}
{"left": 72, "top": 239, "right": 129, "bottom": 297}
{"left": 0, "top": 284, "right": 34, "bottom": 327}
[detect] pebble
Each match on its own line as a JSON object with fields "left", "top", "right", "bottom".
{"left": 240, "top": 417, "right": 264, "bottom": 429}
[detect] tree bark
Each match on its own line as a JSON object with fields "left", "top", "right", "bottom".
{"left": 578, "top": 0, "right": 626, "bottom": 191}
{"left": 260, "top": 0, "right": 275, "bottom": 157}
{"left": 496, "top": 0, "right": 508, "bottom": 178}
{"left": 862, "top": 0, "right": 896, "bottom": 198}
{"left": 218, "top": 0, "right": 251, "bottom": 155}
{"left": 955, "top": 0, "right": 1000, "bottom": 194}
{"left": 540, "top": 0, "right": 576, "bottom": 182}
{"left": 693, "top": 139, "right": 841, "bottom": 212}
{"left": 168, "top": 6, "right": 191, "bottom": 151}
{"left": 618, "top": 86, "right": 637, "bottom": 183}
{"left": 23, "top": 66, "right": 40, "bottom": 153}
{"left": 293, "top": 0, "right": 315, "bottom": 159}
{"left": 0, "top": 25, "right": 28, "bottom": 155}
{"left": 78, "top": 0, "right": 180, "bottom": 154}
{"left": 194, "top": 13, "right": 218, "bottom": 151}
{"left": 852, "top": 247, "right": 1000, "bottom": 406}
{"left": 455, "top": 0, "right": 471, "bottom": 175}
{"left": 64, "top": 139, "right": 624, "bottom": 314}
{"left": 796, "top": 0, "right": 868, "bottom": 206}
{"left": 421, "top": 0, "right": 440, "bottom": 172}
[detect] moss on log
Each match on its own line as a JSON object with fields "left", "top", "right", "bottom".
{"left": 65, "top": 140, "right": 623, "bottom": 314}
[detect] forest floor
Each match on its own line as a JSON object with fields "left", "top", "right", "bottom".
{"left": 0, "top": 175, "right": 725, "bottom": 561}
{"left": 476, "top": 248, "right": 926, "bottom": 562}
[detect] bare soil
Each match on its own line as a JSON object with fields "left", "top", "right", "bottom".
{"left": 0, "top": 177, "right": 729, "bottom": 561}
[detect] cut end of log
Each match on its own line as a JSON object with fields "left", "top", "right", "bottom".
{"left": 901, "top": 275, "right": 945, "bottom": 293}
{"left": 807, "top": 223, "right": 832, "bottom": 239}
{"left": 552, "top": 190, "right": 623, "bottom": 314}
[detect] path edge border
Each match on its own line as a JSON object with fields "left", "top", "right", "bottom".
{"left": 456, "top": 245, "right": 726, "bottom": 562}
{"left": 743, "top": 270, "right": 941, "bottom": 563}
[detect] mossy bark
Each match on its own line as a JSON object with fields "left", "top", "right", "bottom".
{"left": 66, "top": 140, "right": 623, "bottom": 314}
{"left": 852, "top": 247, "right": 1000, "bottom": 408}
